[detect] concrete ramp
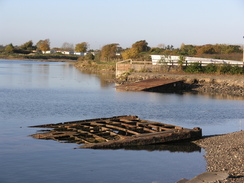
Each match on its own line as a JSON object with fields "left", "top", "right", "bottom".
{"left": 116, "top": 78, "right": 183, "bottom": 92}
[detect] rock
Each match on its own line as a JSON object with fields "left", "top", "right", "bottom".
{"left": 186, "top": 172, "right": 229, "bottom": 183}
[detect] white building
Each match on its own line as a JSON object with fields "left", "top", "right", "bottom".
{"left": 74, "top": 52, "right": 85, "bottom": 56}
{"left": 62, "top": 51, "right": 74, "bottom": 55}
{"left": 151, "top": 55, "right": 179, "bottom": 65}
{"left": 151, "top": 55, "right": 243, "bottom": 66}
{"left": 42, "top": 50, "right": 56, "bottom": 54}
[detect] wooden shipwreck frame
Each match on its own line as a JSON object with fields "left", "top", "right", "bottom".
{"left": 30, "top": 115, "right": 202, "bottom": 149}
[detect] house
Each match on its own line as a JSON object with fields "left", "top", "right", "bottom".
{"left": 62, "top": 51, "right": 74, "bottom": 55}
{"left": 42, "top": 50, "right": 56, "bottom": 54}
{"left": 74, "top": 52, "right": 84, "bottom": 56}
{"left": 151, "top": 55, "right": 243, "bottom": 66}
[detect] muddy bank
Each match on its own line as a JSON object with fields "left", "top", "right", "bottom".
{"left": 74, "top": 61, "right": 115, "bottom": 73}
{"left": 116, "top": 73, "right": 244, "bottom": 98}
{"left": 193, "top": 131, "right": 244, "bottom": 182}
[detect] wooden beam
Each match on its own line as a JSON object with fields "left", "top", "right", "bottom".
{"left": 105, "top": 124, "right": 140, "bottom": 135}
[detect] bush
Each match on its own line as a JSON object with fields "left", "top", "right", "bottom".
{"left": 184, "top": 62, "right": 243, "bottom": 75}
{"left": 204, "top": 63, "right": 217, "bottom": 73}
{"left": 230, "top": 65, "right": 243, "bottom": 75}
{"left": 184, "top": 62, "right": 203, "bottom": 73}
{"left": 218, "top": 64, "right": 232, "bottom": 74}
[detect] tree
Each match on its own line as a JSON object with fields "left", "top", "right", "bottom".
{"left": 196, "top": 44, "right": 216, "bottom": 55}
{"left": 100, "top": 43, "right": 119, "bottom": 61}
{"left": 5, "top": 43, "right": 14, "bottom": 53}
{"left": 61, "top": 42, "right": 74, "bottom": 51}
{"left": 131, "top": 40, "right": 150, "bottom": 53}
{"left": 122, "top": 40, "right": 150, "bottom": 60}
{"left": 20, "top": 40, "right": 35, "bottom": 51}
{"left": 36, "top": 39, "right": 50, "bottom": 52}
{"left": 75, "top": 42, "right": 88, "bottom": 52}
{"left": 165, "top": 45, "right": 174, "bottom": 50}
{"left": 122, "top": 48, "right": 139, "bottom": 59}
{"left": 84, "top": 52, "right": 95, "bottom": 60}
{"left": 180, "top": 44, "right": 196, "bottom": 56}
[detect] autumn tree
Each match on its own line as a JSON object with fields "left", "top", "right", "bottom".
{"left": 5, "top": 43, "right": 14, "bottom": 53}
{"left": 36, "top": 39, "right": 50, "bottom": 52}
{"left": 180, "top": 44, "right": 196, "bottom": 56}
{"left": 75, "top": 42, "right": 88, "bottom": 52}
{"left": 61, "top": 42, "right": 74, "bottom": 51}
{"left": 220, "top": 44, "right": 242, "bottom": 54}
{"left": 20, "top": 40, "right": 35, "bottom": 51}
{"left": 122, "top": 40, "right": 150, "bottom": 60}
{"left": 100, "top": 43, "right": 119, "bottom": 61}
{"left": 131, "top": 40, "right": 150, "bottom": 53}
{"left": 121, "top": 48, "right": 139, "bottom": 59}
{"left": 196, "top": 44, "right": 216, "bottom": 55}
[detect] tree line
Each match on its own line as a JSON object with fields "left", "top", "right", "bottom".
{"left": 0, "top": 39, "right": 89, "bottom": 54}
{"left": 0, "top": 39, "right": 243, "bottom": 61}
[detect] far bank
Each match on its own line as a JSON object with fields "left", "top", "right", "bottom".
{"left": 74, "top": 61, "right": 244, "bottom": 99}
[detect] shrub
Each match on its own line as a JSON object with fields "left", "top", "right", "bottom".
{"left": 218, "top": 64, "right": 232, "bottom": 74}
{"left": 204, "top": 63, "right": 217, "bottom": 73}
{"left": 184, "top": 62, "right": 203, "bottom": 73}
{"left": 230, "top": 65, "right": 243, "bottom": 75}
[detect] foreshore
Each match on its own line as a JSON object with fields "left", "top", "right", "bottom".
{"left": 193, "top": 131, "right": 244, "bottom": 182}
{"left": 116, "top": 72, "right": 244, "bottom": 99}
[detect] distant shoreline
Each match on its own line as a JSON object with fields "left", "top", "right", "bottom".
{"left": 0, "top": 57, "right": 77, "bottom": 63}
{"left": 0, "top": 54, "right": 79, "bottom": 61}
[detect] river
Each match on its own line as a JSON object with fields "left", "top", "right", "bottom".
{"left": 0, "top": 59, "right": 243, "bottom": 183}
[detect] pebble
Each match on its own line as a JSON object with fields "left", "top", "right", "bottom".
{"left": 193, "top": 131, "right": 244, "bottom": 183}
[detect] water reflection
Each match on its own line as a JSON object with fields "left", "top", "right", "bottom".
{"left": 92, "top": 142, "right": 201, "bottom": 153}
{"left": 80, "top": 69, "right": 115, "bottom": 88}
{"left": 187, "top": 92, "right": 244, "bottom": 101}
{"left": 0, "top": 60, "right": 115, "bottom": 90}
{"left": 117, "top": 85, "right": 244, "bottom": 101}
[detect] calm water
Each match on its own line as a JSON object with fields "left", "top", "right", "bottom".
{"left": 0, "top": 60, "right": 243, "bottom": 183}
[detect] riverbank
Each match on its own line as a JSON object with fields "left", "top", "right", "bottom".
{"left": 116, "top": 72, "right": 244, "bottom": 98}
{"left": 73, "top": 60, "right": 244, "bottom": 98}
{"left": 192, "top": 131, "right": 244, "bottom": 183}
{"left": 0, "top": 53, "right": 79, "bottom": 61}
{"left": 74, "top": 60, "right": 116, "bottom": 73}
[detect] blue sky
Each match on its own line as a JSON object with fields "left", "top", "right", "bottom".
{"left": 0, "top": 0, "right": 244, "bottom": 49}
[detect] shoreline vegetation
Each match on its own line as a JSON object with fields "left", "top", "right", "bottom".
{"left": 0, "top": 53, "right": 79, "bottom": 61}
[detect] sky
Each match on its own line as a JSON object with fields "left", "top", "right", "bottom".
{"left": 0, "top": 0, "right": 244, "bottom": 50}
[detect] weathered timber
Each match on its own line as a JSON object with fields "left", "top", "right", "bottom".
{"left": 29, "top": 115, "right": 202, "bottom": 149}
{"left": 81, "top": 128, "right": 202, "bottom": 149}
{"left": 116, "top": 78, "right": 184, "bottom": 92}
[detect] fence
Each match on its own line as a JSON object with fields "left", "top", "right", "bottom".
{"left": 116, "top": 58, "right": 244, "bottom": 77}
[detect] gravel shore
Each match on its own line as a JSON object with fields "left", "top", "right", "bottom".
{"left": 193, "top": 131, "right": 244, "bottom": 182}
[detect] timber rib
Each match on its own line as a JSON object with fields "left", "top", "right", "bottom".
{"left": 29, "top": 115, "right": 202, "bottom": 149}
